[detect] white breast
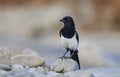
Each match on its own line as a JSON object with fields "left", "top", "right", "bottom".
{"left": 61, "top": 34, "right": 78, "bottom": 50}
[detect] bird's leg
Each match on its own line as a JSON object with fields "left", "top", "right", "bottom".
{"left": 62, "top": 51, "right": 68, "bottom": 57}
{"left": 60, "top": 48, "right": 69, "bottom": 59}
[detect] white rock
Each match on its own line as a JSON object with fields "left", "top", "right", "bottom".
{"left": 0, "top": 47, "right": 11, "bottom": 65}
{"left": 11, "top": 64, "right": 29, "bottom": 71}
{"left": 29, "top": 68, "right": 37, "bottom": 72}
{"left": 0, "top": 64, "right": 11, "bottom": 71}
{"left": 53, "top": 57, "right": 79, "bottom": 73}
{"left": 35, "top": 64, "right": 51, "bottom": 72}
{"left": 22, "top": 49, "right": 39, "bottom": 56}
{"left": 64, "top": 70, "right": 94, "bottom": 77}
{"left": 78, "top": 42, "right": 108, "bottom": 68}
{"left": 36, "top": 66, "right": 45, "bottom": 71}
{"left": 42, "top": 64, "right": 51, "bottom": 71}
{"left": 11, "top": 55, "right": 45, "bottom": 67}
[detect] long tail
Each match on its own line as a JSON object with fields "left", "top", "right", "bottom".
{"left": 70, "top": 49, "right": 80, "bottom": 69}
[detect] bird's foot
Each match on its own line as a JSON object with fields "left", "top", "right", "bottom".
{"left": 59, "top": 56, "right": 65, "bottom": 60}
{"left": 59, "top": 56, "right": 71, "bottom": 60}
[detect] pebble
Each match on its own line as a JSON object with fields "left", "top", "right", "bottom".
{"left": 11, "top": 55, "right": 45, "bottom": 67}
{"left": 53, "top": 57, "right": 79, "bottom": 73}
{"left": 64, "top": 70, "right": 94, "bottom": 77}
{"left": 0, "top": 64, "right": 11, "bottom": 71}
{"left": 42, "top": 64, "right": 51, "bottom": 71}
{"left": 0, "top": 47, "right": 108, "bottom": 77}
{"left": 11, "top": 64, "right": 29, "bottom": 71}
{"left": 0, "top": 47, "right": 11, "bottom": 66}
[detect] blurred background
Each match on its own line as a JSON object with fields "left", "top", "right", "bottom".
{"left": 0, "top": 0, "right": 120, "bottom": 68}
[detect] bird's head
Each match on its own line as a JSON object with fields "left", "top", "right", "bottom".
{"left": 60, "top": 16, "right": 74, "bottom": 25}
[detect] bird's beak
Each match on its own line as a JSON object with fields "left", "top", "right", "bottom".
{"left": 60, "top": 19, "right": 64, "bottom": 22}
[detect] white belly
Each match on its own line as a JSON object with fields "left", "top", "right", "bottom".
{"left": 61, "top": 34, "right": 78, "bottom": 50}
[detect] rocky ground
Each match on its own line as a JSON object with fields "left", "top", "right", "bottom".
{"left": 0, "top": 46, "right": 120, "bottom": 77}
{"left": 0, "top": 47, "right": 92, "bottom": 77}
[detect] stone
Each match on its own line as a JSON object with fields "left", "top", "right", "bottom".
{"left": 11, "top": 55, "right": 45, "bottom": 67}
{"left": 64, "top": 70, "right": 94, "bottom": 77}
{"left": 0, "top": 47, "right": 11, "bottom": 65}
{"left": 53, "top": 57, "right": 79, "bottom": 73}
{"left": 36, "top": 64, "right": 51, "bottom": 72}
{"left": 0, "top": 64, "right": 11, "bottom": 71}
{"left": 11, "top": 64, "right": 29, "bottom": 71}
{"left": 42, "top": 64, "right": 51, "bottom": 71}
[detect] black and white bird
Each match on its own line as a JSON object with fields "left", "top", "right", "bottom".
{"left": 59, "top": 16, "right": 80, "bottom": 69}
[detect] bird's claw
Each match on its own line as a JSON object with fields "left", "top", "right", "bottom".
{"left": 59, "top": 56, "right": 65, "bottom": 60}
{"left": 59, "top": 56, "right": 71, "bottom": 60}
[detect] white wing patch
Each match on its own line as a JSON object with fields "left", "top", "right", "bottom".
{"left": 61, "top": 34, "right": 78, "bottom": 50}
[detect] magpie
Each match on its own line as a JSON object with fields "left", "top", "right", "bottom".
{"left": 59, "top": 16, "right": 80, "bottom": 69}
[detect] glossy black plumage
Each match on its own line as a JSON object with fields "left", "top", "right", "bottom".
{"left": 59, "top": 16, "right": 80, "bottom": 69}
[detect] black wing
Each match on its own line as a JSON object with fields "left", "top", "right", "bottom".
{"left": 76, "top": 31, "right": 79, "bottom": 44}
